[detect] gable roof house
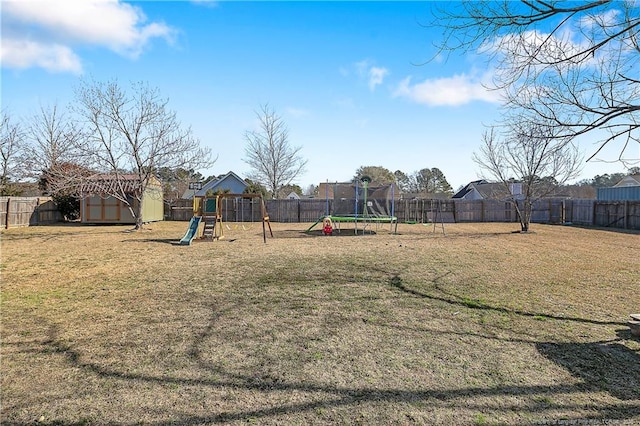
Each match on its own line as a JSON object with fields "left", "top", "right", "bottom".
{"left": 452, "top": 180, "right": 523, "bottom": 201}
{"left": 286, "top": 191, "right": 301, "bottom": 200}
{"left": 597, "top": 174, "right": 640, "bottom": 201}
{"left": 614, "top": 174, "right": 640, "bottom": 187}
{"left": 182, "top": 171, "right": 248, "bottom": 199}
{"left": 80, "top": 174, "right": 164, "bottom": 224}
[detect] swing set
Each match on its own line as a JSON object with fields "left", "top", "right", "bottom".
{"left": 191, "top": 193, "right": 273, "bottom": 243}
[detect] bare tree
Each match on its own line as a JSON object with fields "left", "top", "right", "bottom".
{"left": 22, "top": 103, "right": 87, "bottom": 196}
{"left": 434, "top": 1, "right": 639, "bottom": 166}
{"left": 73, "top": 79, "right": 214, "bottom": 230}
{"left": 0, "top": 109, "right": 25, "bottom": 195}
{"left": 304, "top": 184, "right": 318, "bottom": 197}
{"left": 244, "top": 104, "right": 307, "bottom": 198}
{"left": 474, "top": 119, "right": 583, "bottom": 232}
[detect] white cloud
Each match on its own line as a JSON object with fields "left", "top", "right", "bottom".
{"left": 393, "top": 73, "right": 501, "bottom": 107}
{"left": 1, "top": 0, "right": 175, "bottom": 73}
{"left": 486, "top": 29, "right": 599, "bottom": 71}
{"left": 579, "top": 9, "right": 620, "bottom": 29}
{"left": 368, "top": 66, "right": 389, "bottom": 91}
{"left": 348, "top": 59, "right": 389, "bottom": 91}
{"left": 1, "top": 38, "right": 82, "bottom": 74}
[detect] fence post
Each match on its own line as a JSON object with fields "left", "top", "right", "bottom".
{"left": 452, "top": 200, "right": 457, "bottom": 223}
{"left": 35, "top": 197, "right": 40, "bottom": 225}
{"left": 624, "top": 200, "right": 629, "bottom": 229}
{"left": 5, "top": 197, "right": 10, "bottom": 229}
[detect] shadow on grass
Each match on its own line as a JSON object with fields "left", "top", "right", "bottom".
{"left": 6, "top": 312, "right": 637, "bottom": 426}
{"left": 387, "top": 274, "right": 627, "bottom": 327}
{"left": 536, "top": 341, "right": 640, "bottom": 401}
{"left": 0, "top": 225, "right": 132, "bottom": 242}
{"left": 303, "top": 229, "right": 379, "bottom": 237}
{"left": 123, "top": 238, "right": 183, "bottom": 245}
{"left": 569, "top": 224, "right": 640, "bottom": 236}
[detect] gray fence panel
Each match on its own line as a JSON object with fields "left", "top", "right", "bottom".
{"left": 159, "top": 197, "right": 639, "bottom": 230}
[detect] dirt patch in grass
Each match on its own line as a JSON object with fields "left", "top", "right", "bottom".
{"left": 2, "top": 221, "right": 639, "bottom": 425}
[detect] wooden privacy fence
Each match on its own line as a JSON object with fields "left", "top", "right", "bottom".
{"left": 594, "top": 200, "right": 640, "bottom": 229}
{"left": 0, "top": 197, "right": 62, "bottom": 228}
{"left": 2, "top": 196, "right": 619, "bottom": 231}
{"left": 166, "top": 199, "right": 193, "bottom": 221}
{"left": 164, "top": 197, "right": 640, "bottom": 230}
{"left": 6, "top": 197, "right": 639, "bottom": 231}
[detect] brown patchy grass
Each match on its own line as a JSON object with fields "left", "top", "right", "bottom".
{"left": 1, "top": 221, "right": 639, "bottom": 425}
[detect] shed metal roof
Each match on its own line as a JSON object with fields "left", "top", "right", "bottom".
{"left": 81, "top": 174, "right": 154, "bottom": 195}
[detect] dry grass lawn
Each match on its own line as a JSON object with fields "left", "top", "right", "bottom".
{"left": 1, "top": 221, "right": 639, "bottom": 425}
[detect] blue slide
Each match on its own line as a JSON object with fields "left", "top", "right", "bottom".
{"left": 179, "top": 216, "right": 202, "bottom": 245}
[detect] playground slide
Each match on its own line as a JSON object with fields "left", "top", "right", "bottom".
{"left": 179, "top": 216, "right": 202, "bottom": 245}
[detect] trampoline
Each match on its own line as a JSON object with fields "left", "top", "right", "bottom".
{"left": 306, "top": 176, "right": 398, "bottom": 234}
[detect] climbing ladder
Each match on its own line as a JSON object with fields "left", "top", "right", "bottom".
{"left": 201, "top": 216, "right": 218, "bottom": 240}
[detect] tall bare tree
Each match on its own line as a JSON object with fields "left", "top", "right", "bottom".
{"left": 244, "top": 104, "right": 307, "bottom": 198}
{"left": 434, "top": 1, "right": 639, "bottom": 166}
{"left": 0, "top": 109, "right": 25, "bottom": 195}
{"left": 22, "top": 103, "right": 87, "bottom": 196}
{"left": 73, "top": 79, "right": 214, "bottom": 230}
{"left": 474, "top": 119, "right": 582, "bottom": 232}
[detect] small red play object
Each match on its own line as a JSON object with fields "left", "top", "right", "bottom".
{"left": 322, "top": 217, "right": 333, "bottom": 235}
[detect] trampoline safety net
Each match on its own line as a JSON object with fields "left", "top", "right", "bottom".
{"left": 331, "top": 181, "right": 395, "bottom": 218}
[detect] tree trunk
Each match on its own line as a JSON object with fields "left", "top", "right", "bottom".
{"left": 134, "top": 215, "right": 144, "bottom": 230}
{"left": 134, "top": 199, "right": 144, "bottom": 230}
{"left": 513, "top": 199, "right": 531, "bottom": 233}
{"left": 520, "top": 200, "right": 532, "bottom": 232}
{"left": 126, "top": 195, "right": 145, "bottom": 231}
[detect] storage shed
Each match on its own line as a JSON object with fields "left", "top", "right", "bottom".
{"left": 80, "top": 174, "right": 164, "bottom": 224}
{"left": 597, "top": 175, "right": 640, "bottom": 201}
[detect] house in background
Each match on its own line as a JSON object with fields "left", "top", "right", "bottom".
{"left": 80, "top": 174, "right": 164, "bottom": 224}
{"left": 597, "top": 174, "right": 640, "bottom": 201}
{"left": 452, "top": 180, "right": 523, "bottom": 200}
{"left": 182, "top": 171, "right": 248, "bottom": 199}
{"left": 286, "top": 192, "right": 301, "bottom": 200}
{"left": 613, "top": 174, "right": 640, "bottom": 187}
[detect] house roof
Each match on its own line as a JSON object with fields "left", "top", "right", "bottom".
{"left": 452, "top": 180, "right": 514, "bottom": 200}
{"left": 452, "top": 180, "right": 485, "bottom": 199}
{"left": 184, "top": 171, "right": 248, "bottom": 199}
{"left": 81, "top": 174, "right": 141, "bottom": 194}
{"left": 81, "top": 174, "right": 160, "bottom": 194}
{"left": 613, "top": 174, "right": 640, "bottom": 187}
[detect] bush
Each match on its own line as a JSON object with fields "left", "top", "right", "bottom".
{"left": 53, "top": 194, "right": 80, "bottom": 221}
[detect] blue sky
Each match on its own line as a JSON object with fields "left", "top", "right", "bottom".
{"left": 1, "top": 0, "right": 633, "bottom": 191}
